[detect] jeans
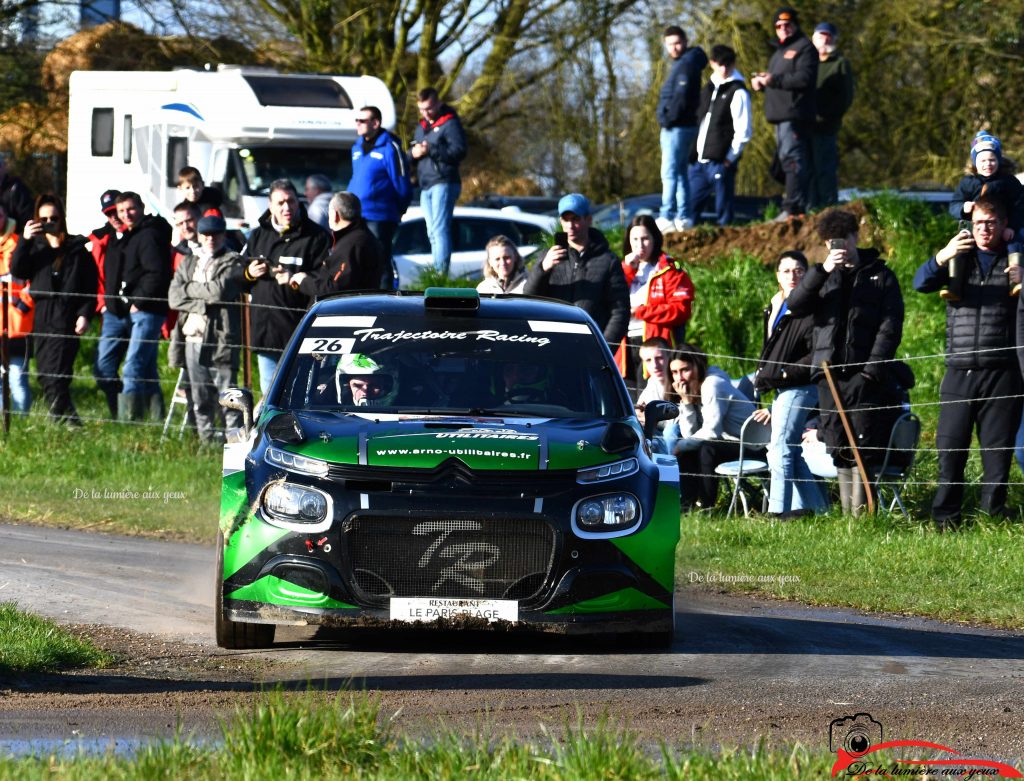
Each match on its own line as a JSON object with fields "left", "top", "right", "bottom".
{"left": 123, "top": 309, "right": 164, "bottom": 397}
{"left": 94, "top": 311, "right": 132, "bottom": 394}
{"left": 660, "top": 126, "right": 698, "bottom": 222}
{"left": 1015, "top": 412, "right": 1024, "bottom": 474}
{"left": 809, "top": 133, "right": 839, "bottom": 210}
{"left": 1, "top": 350, "right": 32, "bottom": 414}
{"left": 687, "top": 160, "right": 737, "bottom": 225}
{"left": 775, "top": 121, "right": 812, "bottom": 215}
{"left": 257, "top": 352, "right": 279, "bottom": 397}
{"left": 420, "top": 182, "right": 461, "bottom": 275}
{"left": 365, "top": 219, "right": 398, "bottom": 290}
{"left": 766, "top": 384, "right": 829, "bottom": 514}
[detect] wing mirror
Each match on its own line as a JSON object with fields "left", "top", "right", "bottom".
{"left": 642, "top": 400, "right": 679, "bottom": 442}
{"left": 220, "top": 387, "right": 254, "bottom": 441}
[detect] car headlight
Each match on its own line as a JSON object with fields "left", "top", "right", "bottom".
{"left": 265, "top": 446, "right": 330, "bottom": 477}
{"left": 573, "top": 493, "right": 640, "bottom": 535}
{"left": 576, "top": 457, "right": 639, "bottom": 484}
{"left": 262, "top": 482, "right": 332, "bottom": 532}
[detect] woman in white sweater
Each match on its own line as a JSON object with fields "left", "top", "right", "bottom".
{"left": 668, "top": 344, "right": 756, "bottom": 509}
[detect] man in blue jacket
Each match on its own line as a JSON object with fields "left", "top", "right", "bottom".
{"left": 349, "top": 105, "right": 412, "bottom": 289}
{"left": 411, "top": 87, "right": 467, "bottom": 276}
{"left": 751, "top": 7, "right": 818, "bottom": 220}
{"left": 657, "top": 25, "right": 707, "bottom": 233}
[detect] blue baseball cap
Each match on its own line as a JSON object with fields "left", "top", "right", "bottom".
{"left": 814, "top": 22, "right": 838, "bottom": 37}
{"left": 557, "top": 193, "right": 591, "bottom": 217}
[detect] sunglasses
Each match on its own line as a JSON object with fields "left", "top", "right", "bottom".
{"left": 39, "top": 216, "right": 60, "bottom": 223}
{"left": 355, "top": 117, "right": 373, "bottom": 124}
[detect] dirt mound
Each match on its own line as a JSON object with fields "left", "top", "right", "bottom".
{"left": 663, "top": 202, "right": 876, "bottom": 267}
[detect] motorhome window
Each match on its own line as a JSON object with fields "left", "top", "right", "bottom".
{"left": 91, "top": 109, "right": 114, "bottom": 157}
{"left": 242, "top": 76, "right": 352, "bottom": 109}
{"left": 167, "top": 138, "right": 188, "bottom": 187}
{"left": 122, "top": 115, "right": 133, "bottom": 163}
{"left": 235, "top": 146, "right": 352, "bottom": 196}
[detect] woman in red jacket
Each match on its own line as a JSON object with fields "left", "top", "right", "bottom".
{"left": 617, "top": 214, "right": 695, "bottom": 389}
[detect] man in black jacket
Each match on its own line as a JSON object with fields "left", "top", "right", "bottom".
{"left": 111, "top": 191, "right": 172, "bottom": 420}
{"left": 751, "top": 7, "right": 818, "bottom": 219}
{"left": 524, "top": 193, "right": 629, "bottom": 347}
{"left": 915, "top": 194, "right": 1021, "bottom": 528}
{"left": 290, "top": 192, "right": 384, "bottom": 299}
{"left": 787, "top": 209, "right": 905, "bottom": 515}
{"left": 240, "top": 179, "right": 330, "bottom": 394}
{"left": 656, "top": 25, "right": 707, "bottom": 233}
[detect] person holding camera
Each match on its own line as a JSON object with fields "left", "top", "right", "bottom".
{"left": 524, "top": 193, "right": 629, "bottom": 348}
{"left": 10, "top": 194, "right": 97, "bottom": 424}
{"left": 240, "top": 179, "right": 330, "bottom": 395}
{"left": 787, "top": 209, "right": 906, "bottom": 516}
{"left": 915, "top": 194, "right": 1021, "bottom": 529}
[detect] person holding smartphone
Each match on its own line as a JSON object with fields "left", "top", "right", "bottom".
{"left": 10, "top": 194, "right": 97, "bottom": 424}
{"left": 524, "top": 193, "right": 629, "bottom": 348}
{"left": 915, "top": 193, "right": 1021, "bottom": 529}
{"left": 786, "top": 208, "right": 908, "bottom": 516}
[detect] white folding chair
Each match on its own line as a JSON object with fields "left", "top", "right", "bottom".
{"left": 161, "top": 368, "right": 190, "bottom": 439}
{"left": 715, "top": 414, "right": 772, "bottom": 517}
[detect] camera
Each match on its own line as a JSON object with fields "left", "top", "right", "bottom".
{"left": 826, "top": 238, "right": 846, "bottom": 251}
{"left": 958, "top": 219, "right": 973, "bottom": 234}
{"left": 41, "top": 221, "right": 60, "bottom": 235}
{"left": 829, "top": 713, "right": 883, "bottom": 756}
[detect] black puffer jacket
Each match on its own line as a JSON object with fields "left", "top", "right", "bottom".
{"left": 117, "top": 214, "right": 172, "bottom": 315}
{"left": 296, "top": 219, "right": 385, "bottom": 300}
{"left": 786, "top": 249, "right": 904, "bottom": 378}
{"left": 240, "top": 210, "right": 330, "bottom": 353}
{"left": 763, "top": 32, "right": 818, "bottom": 124}
{"left": 755, "top": 290, "right": 815, "bottom": 393}
{"left": 523, "top": 228, "right": 630, "bottom": 345}
{"left": 10, "top": 234, "right": 97, "bottom": 331}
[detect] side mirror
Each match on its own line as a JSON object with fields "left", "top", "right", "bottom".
{"left": 642, "top": 399, "right": 679, "bottom": 442}
{"left": 220, "top": 387, "right": 254, "bottom": 439}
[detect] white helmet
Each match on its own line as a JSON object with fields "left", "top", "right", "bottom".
{"left": 334, "top": 353, "right": 397, "bottom": 406}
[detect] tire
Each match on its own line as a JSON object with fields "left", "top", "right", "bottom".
{"left": 215, "top": 531, "right": 276, "bottom": 649}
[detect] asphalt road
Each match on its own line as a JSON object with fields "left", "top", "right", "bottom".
{"left": 1, "top": 522, "right": 1023, "bottom": 760}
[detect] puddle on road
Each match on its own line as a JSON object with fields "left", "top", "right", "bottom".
{"left": 0, "top": 736, "right": 216, "bottom": 759}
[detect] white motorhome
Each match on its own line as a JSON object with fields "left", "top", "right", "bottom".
{"left": 66, "top": 67, "right": 396, "bottom": 235}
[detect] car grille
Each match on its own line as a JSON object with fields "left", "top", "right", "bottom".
{"left": 343, "top": 515, "right": 556, "bottom": 603}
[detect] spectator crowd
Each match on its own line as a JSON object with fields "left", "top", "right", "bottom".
{"left": 0, "top": 14, "right": 1022, "bottom": 530}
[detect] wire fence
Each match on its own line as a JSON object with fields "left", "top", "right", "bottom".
{"left": 4, "top": 282, "right": 1024, "bottom": 490}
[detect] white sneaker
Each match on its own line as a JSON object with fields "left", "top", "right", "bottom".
{"left": 675, "top": 218, "right": 694, "bottom": 231}
{"left": 655, "top": 217, "right": 675, "bottom": 233}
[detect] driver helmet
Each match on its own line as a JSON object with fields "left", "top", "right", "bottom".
{"left": 335, "top": 353, "right": 398, "bottom": 406}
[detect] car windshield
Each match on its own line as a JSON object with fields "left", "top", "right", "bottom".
{"left": 277, "top": 314, "right": 627, "bottom": 418}
{"left": 235, "top": 146, "right": 353, "bottom": 196}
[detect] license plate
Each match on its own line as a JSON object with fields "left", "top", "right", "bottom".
{"left": 389, "top": 597, "right": 518, "bottom": 623}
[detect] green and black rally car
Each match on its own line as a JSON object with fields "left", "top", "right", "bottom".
{"left": 216, "top": 289, "right": 680, "bottom": 648}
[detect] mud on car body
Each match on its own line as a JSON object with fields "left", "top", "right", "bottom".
{"left": 216, "top": 289, "right": 680, "bottom": 648}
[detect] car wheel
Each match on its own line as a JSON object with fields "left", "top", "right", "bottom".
{"left": 215, "top": 531, "right": 275, "bottom": 649}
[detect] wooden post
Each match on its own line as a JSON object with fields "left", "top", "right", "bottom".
{"left": 821, "top": 361, "right": 875, "bottom": 514}
{"left": 241, "top": 293, "right": 252, "bottom": 391}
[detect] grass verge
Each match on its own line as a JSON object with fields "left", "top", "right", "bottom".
{"left": 0, "top": 602, "right": 111, "bottom": 674}
{"left": 0, "top": 415, "right": 220, "bottom": 541}
{"left": 0, "top": 688, "right": 838, "bottom": 779}
{"left": 679, "top": 510, "right": 1024, "bottom": 629}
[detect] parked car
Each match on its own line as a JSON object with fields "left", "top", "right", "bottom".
{"left": 464, "top": 194, "right": 561, "bottom": 215}
{"left": 216, "top": 289, "right": 681, "bottom": 648}
{"left": 592, "top": 193, "right": 775, "bottom": 231}
{"left": 392, "top": 207, "right": 556, "bottom": 289}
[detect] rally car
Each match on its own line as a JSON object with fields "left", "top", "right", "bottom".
{"left": 216, "top": 289, "right": 680, "bottom": 648}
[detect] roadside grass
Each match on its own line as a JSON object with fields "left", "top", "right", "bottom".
{"left": 0, "top": 414, "right": 220, "bottom": 541}
{"left": 0, "top": 688, "right": 839, "bottom": 779}
{"left": 679, "top": 509, "right": 1024, "bottom": 629}
{"left": 0, "top": 602, "right": 111, "bottom": 673}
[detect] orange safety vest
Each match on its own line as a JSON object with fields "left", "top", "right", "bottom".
{"left": 0, "top": 222, "right": 33, "bottom": 338}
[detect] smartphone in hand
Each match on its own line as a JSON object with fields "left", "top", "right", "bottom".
{"left": 554, "top": 232, "right": 568, "bottom": 250}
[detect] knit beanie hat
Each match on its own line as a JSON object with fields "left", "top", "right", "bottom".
{"left": 971, "top": 131, "right": 1002, "bottom": 166}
